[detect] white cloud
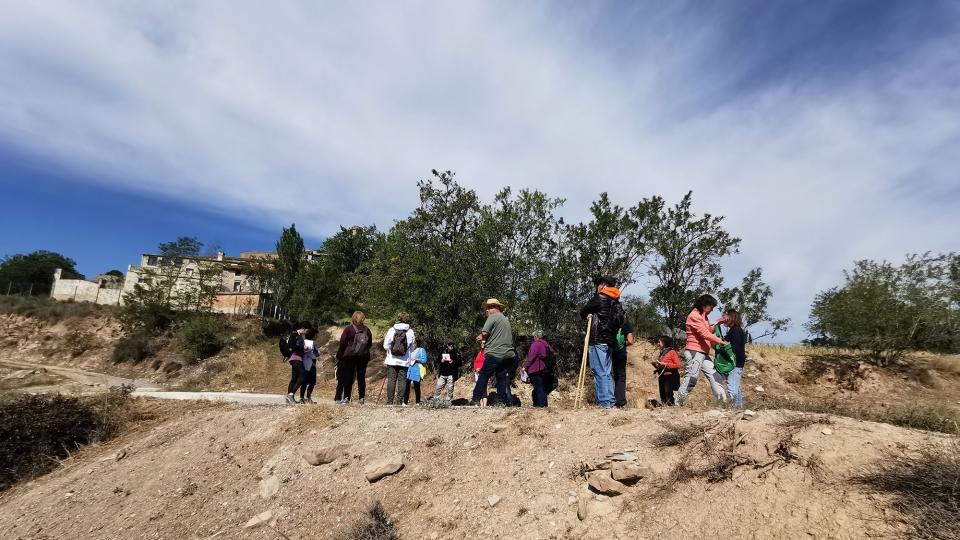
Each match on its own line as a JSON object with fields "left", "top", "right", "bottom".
{"left": 0, "top": 1, "right": 957, "bottom": 342}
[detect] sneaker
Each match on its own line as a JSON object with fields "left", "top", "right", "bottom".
{"left": 338, "top": 398, "right": 350, "bottom": 405}
{"left": 357, "top": 398, "right": 365, "bottom": 405}
{"left": 285, "top": 394, "right": 296, "bottom": 405}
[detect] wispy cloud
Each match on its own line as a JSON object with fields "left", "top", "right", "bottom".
{"left": 0, "top": 1, "right": 957, "bottom": 341}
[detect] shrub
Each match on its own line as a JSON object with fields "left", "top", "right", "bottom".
{"left": 0, "top": 387, "right": 131, "bottom": 490}
{"left": 177, "top": 314, "right": 224, "bottom": 363}
{"left": 112, "top": 332, "right": 153, "bottom": 363}
{"left": 342, "top": 500, "right": 400, "bottom": 540}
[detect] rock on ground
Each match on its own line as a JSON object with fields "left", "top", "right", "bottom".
{"left": 587, "top": 470, "right": 627, "bottom": 495}
{"left": 301, "top": 446, "right": 343, "bottom": 466}
{"left": 244, "top": 511, "right": 273, "bottom": 529}
{"left": 364, "top": 455, "right": 405, "bottom": 483}
{"left": 259, "top": 476, "right": 280, "bottom": 499}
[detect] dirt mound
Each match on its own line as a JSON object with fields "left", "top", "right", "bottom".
{"left": 1, "top": 400, "right": 952, "bottom": 539}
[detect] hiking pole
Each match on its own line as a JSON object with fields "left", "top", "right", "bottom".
{"left": 376, "top": 376, "right": 386, "bottom": 404}
{"left": 574, "top": 315, "right": 593, "bottom": 409}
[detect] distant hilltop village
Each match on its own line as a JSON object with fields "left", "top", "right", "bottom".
{"left": 50, "top": 249, "right": 322, "bottom": 316}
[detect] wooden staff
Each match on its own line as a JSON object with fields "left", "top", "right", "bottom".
{"left": 574, "top": 315, "right": 593, "bottom": 409}
{"left": 376, "top": 376, "right": 387, "bottom": 403}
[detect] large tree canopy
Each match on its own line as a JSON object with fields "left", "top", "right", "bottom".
{"left": 0, "top": 251, "right": 83, "bottom": 294}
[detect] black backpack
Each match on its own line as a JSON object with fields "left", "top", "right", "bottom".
{"left": 278, "top": 336, "right": 293, "bottom": 359}
{"left": 389, "top": 328, "right": 409, "bottom": 357}
{"left": 605, "top": 300, "right": 626, "bottom": 337}
{"left": 543, "top": 345, "right": 558, "bottom": 374}
{"left": 349, "top": 325, "right": 370, "bottom": 356}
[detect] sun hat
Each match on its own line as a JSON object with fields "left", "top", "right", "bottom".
{"left": 482, "top": 298, "right": 507, "bottom": 310}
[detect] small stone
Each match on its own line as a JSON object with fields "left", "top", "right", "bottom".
{"left": 577, "top": 494, "right": 589, "bottom": 520}
{"left": 821, "top": 428, "right": 833, "bottom": 435}
{"left": 754, "top": 385, "right": 765, "bottom": 392}
{"left": 611, "top": 462, "right": 651, "bottom": 483}
{"left": 490, "top": 424, "right": 507, "bottom": 433}
{"left": 487, "top": 495, "right": 501, "bottom": 507}
{"left": 244, "top": 510, "right": 273, "bottom": 529}
{"left": 365, "top": 455, "right": 405, "bottom": 483}
{"left": 302, "top": 446, "right": 342, "bottom": 466}
{"left": 430, "top": 533, "right": 439, "bottom": 540}
{"left": 606, "top": 452, "right": 638, "bottom": 462}
{"left": 703, "top": 409, "right": 723, "bottom": 418}
{"left": 587, "top": 470, "right": 627, "bottom": 495}
{"left": 743, "top": 409, "right": 756, "bottom": 417}
{"left": 259, "top": 476, "right": 280, "bottom": 499}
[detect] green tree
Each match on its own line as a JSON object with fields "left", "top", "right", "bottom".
{"left": 0, "top": 251, "right": 84, "bottom": 295}
{"left": 644, "top": 191, "right": 741, "bottom": 337}
{"left": 621, "top": 295, "right": 663, "bottom": 338}
{"left": 274, "top": 224, "right": 305, "bottom": 310}
{"left": 120, "top": 238, "right": 222, "bottom": 333}
{"left": 721, "top": 267, "right": 790, "bottom": 340}
{"left": 806, "top": 253, "right": 959, "bottom": 364}
{"left": 158, "top": 237, "right": 203, "bottom": 258}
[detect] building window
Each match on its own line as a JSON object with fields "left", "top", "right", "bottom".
{"left": 147, "top": 256, "right": 158, "bottom": 266}
{"left": 234, "top": 269, "right": 242, "bottom": 276}
{"left": 185, "top": 268, "right": 194, "bottom": 276}
{"left": 233, "top": 281, "right": 242, "bottom": 292}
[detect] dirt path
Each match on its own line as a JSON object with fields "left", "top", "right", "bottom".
{"left": 0, "top": 358, "right": 156, "bottom": 394}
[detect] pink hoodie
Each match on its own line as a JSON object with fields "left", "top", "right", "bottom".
{"left": 685, "top": 308, "right": 724, "bottom": 354}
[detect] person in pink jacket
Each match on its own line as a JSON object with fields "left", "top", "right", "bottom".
{"left": 676, "top": 294, "right": 729, "bottom": 405}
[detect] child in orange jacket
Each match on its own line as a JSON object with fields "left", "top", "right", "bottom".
{"left": 651, "top": 335, "right": 682, "bottom": 406}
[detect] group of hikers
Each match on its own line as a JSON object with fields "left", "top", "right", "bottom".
{"left": 280, "top": 275, "right": 749, "bottom": 409}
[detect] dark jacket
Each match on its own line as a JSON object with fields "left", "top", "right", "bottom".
{"left": 725, "top": 326, "right": 748, "bottom": 368}
{"left": 337, "top": 323, "right": 373, "bottom": 361}
{"left": 579, "top": 286, "right": 622, "bottom": 346}
{"left": 438, "top": 348, "right": 461, "bottom": 377}
{"left": 287, "top": 332, "right": 305, "bottom": 360}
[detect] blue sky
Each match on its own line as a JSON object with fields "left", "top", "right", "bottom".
{"left": 1, "top": 1, "right": 958, "bottom": 342}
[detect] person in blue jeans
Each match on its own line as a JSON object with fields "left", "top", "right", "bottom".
{"left": 722, "top": 309, "right": 748, "bottom": 408}
{"left": 471, "top": 298, "right": 516, "bottom": 406}
{"left": 579, "top": 275, "right": 622, "bottom": 409}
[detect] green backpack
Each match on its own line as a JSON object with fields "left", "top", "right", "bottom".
{"left": 712, "top": 324, "right": 736, "bottom": 375}
{"left": 616, "top": 328, "right": 626, "bottom": 350}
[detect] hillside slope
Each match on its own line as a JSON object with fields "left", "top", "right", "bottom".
{"left": 0, "top": 401, "right": 952, "bottom": 539}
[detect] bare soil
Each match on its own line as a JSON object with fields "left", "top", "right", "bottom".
{"left": 1, "top": 400, "right": 952, "bottom": 539}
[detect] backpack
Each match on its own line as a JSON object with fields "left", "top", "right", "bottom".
{"left": 712, "top": 324, "right": 736, "bottom": 375}
{"left": 278, "top": 336, "right": 293, "bottom": 359}
{"left": 543, "top": 345, "right": 558, "bottom": 374}
{"left": 605, "top": 299, "right": 626, "bottom": 338}
{"left": 349, "top": 325, "right": 370, "bottom": 356}
{"left": 389, "top": 328, "right": 410, "bottom": 357}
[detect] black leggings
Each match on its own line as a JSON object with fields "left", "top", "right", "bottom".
{"left": 658, "top": 371, "right": 680, "bottom": 406}
{"left": 355, "top": 359, "right": 369, "bottom": 400}
{"left": 403, "top": 380, "right": 421, "bottom": 404}
{"left": 287, "top": 360, "right": 306, "bottom": 395}
{"left": 301, "top": 365, "right": 317, "bottom": 399}
{"left": 335, "top": 357, "right": 356, "bottom": 401}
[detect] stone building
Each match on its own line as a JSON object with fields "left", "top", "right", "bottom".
{"left": 49, "top": 249, "right": 321, "bottom": 315}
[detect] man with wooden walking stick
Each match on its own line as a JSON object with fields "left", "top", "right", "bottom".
{"left": 578, "top": 275, "right": 624, "bottom": 409}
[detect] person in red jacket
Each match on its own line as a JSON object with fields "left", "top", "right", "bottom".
{"left": 676, "top": 294, "right": 729, "bottom": 405}
{"left": 651, "top": 335, "right": 682, "bottom": 406}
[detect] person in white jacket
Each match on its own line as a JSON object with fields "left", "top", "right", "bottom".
{"left": 383, "top": 312, "right": 416, "bottom": 405}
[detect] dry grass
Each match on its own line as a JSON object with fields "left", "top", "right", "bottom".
{"left": 755, "top": 395, "right": 960, "bottom": 435}
{"left": 923, "top": 353, "right": 960, "bottom": 377}
{"left": 609, "top": 415, "right": 633, "bottom": 427}
{"left": 292, "top": 403, "right": 337, "bottom": 432}
{"left": 424, "top": 435, "right": 443, "bottom": 448}
{"left": 774, "top": 414, "right": 833, "bottom": 431}
{"left": 0, "top": 295, "right": 118, "bottom": 323}
{"left": 856, "top": 442, "right": 960, "bottom": 540}
{"left": 649, "top": 423, "right": 705, "bottom": 448}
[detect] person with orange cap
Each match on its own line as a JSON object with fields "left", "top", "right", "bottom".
{"left": 579, "top": 275, "right": 624, "bottom": 409}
